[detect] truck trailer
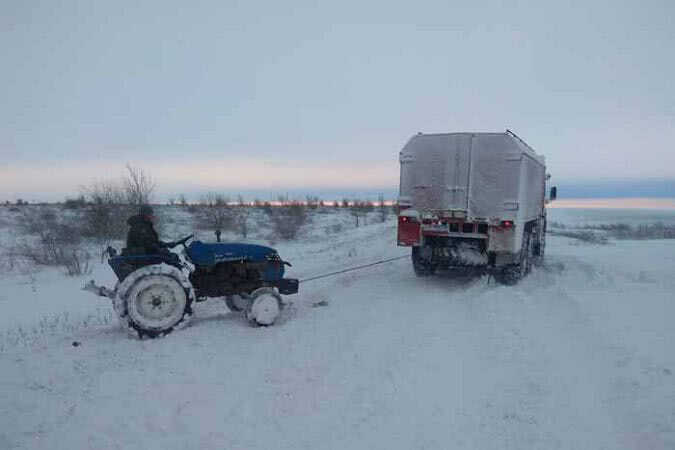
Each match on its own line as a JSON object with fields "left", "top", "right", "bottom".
{"left": 397, "top": 130, "right": 554, "bottom": 284}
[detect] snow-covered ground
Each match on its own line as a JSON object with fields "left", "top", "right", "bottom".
{"left": 1, "top": 206, "right": 674, "bottom": 449}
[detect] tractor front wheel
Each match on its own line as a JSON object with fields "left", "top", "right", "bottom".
{"left": 225, "top": 294, "right": 247, "bottom": 312}
{"left": 246, "top": 287, "right": 283, "bottom": 326}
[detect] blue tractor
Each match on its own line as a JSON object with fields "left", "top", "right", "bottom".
{"left": 84, "top": 235, "right": 299, "bottom": 338}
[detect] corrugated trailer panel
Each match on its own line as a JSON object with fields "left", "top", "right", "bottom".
{"left": 400, "top": 134, "right": 472, "bottom": 211}
{"left": 519, "top": 154, "right": 546, "bottom": 222}
{"left": 468, "top": 134, "right": 521, "bottom": 220}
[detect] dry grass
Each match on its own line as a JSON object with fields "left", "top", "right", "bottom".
{"left": 549, "top": 221, "right": 675, "bottom": 242}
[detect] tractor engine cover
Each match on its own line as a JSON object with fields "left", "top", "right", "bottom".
{"left": 185, "top": 241, "right": 290, "bottom": 298}
{"left": 189, "top": 261, "right": 266, "bottom": 298}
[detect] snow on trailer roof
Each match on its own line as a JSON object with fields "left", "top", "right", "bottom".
{"left": 409, "top": 130, "right": 545, "bottom": 166}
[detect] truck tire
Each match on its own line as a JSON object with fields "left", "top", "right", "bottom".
{"left": 495, "top": 230, "right": 532, "bottom": 285}
{"left": 532, "top": 218, "right": 546, "bottom": 266}
{"left": 533, "top": 233, "right": 545, "bottom": 266}
{"left": 114, "top": 264, "right": 194, "bottom": 338}
{"left": 411, "top": 246, "right": 434, "bottom": 277}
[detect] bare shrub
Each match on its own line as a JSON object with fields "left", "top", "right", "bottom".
{"left": 548, "top": 229, "right": 608, "bottom": 245}
{"left": 265, "top": 202, "right": 307, "bottom": 240}
{"left": 80, "top": 181, "right": 131, "bottom": 248}
{"left": 232, "top": 195, "right": 252, "bottom": 238}
{"left": 17, "top": 207, "right": 55, "bottom": 235}
{"left": 63, "top": 250, "right": 92, "bottom": 276}
{"left": 574, "top": 222, "right": 675, "bottom": 240}
{"left": 7, "top": 207, "right": 93, "bottom": 276}
{"left": 324, "top": 223, "right": 343, "bottom": 235}
{"left": 0, "top": 242, "right": 21, "bottom": 272}
{"left": 306, "top": 196, "right": 320, "bottom": 209}
{"left": 550, "top": 222, "right": 675, "bottom": 241}
{"left": 10, "top": 237, "right": 92, "bottom": 275}
{"left": 178, "top": 194, "right": 188, "bottom": 207}
{"left": 63, "top": 195, "right": 87, "bottom": 210}
{"left": 193, "top": 193, "right": 233, "bottom": 234}
{"left": 350, "top": 200, "right": 370, "bottom": 227}
{"left": 124, "top": 164, "right": 156, "bottom": 205}
{"left": 17, "top": 207, "right": 82, "bottom": 246}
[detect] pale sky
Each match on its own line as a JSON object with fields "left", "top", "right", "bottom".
{"left": 1, "top": 0, "right": 674, "bottom": 201}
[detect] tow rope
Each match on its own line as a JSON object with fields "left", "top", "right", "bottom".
{"left": 299, "top": 255, "right": 409, "bottom": 283}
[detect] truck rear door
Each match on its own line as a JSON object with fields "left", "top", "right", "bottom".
{"left": 410, "top": 134, "right": 472, "bottom": 211}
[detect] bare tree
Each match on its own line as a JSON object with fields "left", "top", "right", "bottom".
{"left": 178, "top": 193, "right": 188, "bottom": 207}
{"left": 123, "top": 164, "right": 156, "bottom": 206}
{"left": 265, "top": 201, "right": 307, "bottom": 240}
{"left": 378, "top": 193, "right": 389, "bottom": 223}
{"left": 195, "top": 193, "right": 232, "bottom": 236}
{"left": 277, "top": 194, "right": 289, "bottom": 206}
{"left": 350, "top": 200, "right": 365, "bottom": 227}
{"left": 306, "top": 195, "right": 320, "bottom": 209}
{"left": 350, "top": 199, "right": 373, "bottom": 227}
{"left": 232, "top": 195, "right": 252, "bottom": 238}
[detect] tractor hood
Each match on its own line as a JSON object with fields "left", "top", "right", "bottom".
{"left": 186, "top": 241, "right": 278, "bottom": 266}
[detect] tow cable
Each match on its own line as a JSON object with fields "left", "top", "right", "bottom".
{"left": 299, "top": 255, "right": 409, "bottom": 283}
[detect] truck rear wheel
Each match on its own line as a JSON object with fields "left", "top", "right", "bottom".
{"left": 532, "top": 218, "right": 546, "bottom": 266}
{"left": 495, "top": 231, "right": 532, "bottom": 285}
{"left": 411, "top": 247, "right": 434, "bottom": 277}
{"left": 533, "top": 234, "right": 545, "bottom": 266}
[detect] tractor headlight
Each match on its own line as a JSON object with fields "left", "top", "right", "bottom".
{"left": 266, "top": 252, "right": 282, "bottom": 262}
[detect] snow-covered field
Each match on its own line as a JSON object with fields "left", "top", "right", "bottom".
{"left": 1, "top": 206, "right": 674, "bottom": 449}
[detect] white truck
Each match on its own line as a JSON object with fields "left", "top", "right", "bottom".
{"left": 397, "top": 130, "right": 555, "bottom": 284}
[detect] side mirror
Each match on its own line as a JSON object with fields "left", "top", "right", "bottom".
{"left": 550, "top": 186, "right": 557, "bottom": 201}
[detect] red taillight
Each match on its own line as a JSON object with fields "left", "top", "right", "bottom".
{"left": 399, "top": 216, "right": 418, "bottom": 224}
{"left": 501, "top": 220, "right": 513, "bottom": 229}
{"left": 398, "top": 214, "right": 421, "bottom": 246}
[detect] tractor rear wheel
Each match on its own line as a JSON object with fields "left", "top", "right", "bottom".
{"left": 114, "top": 264, "right": 194, "bottom": 338}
